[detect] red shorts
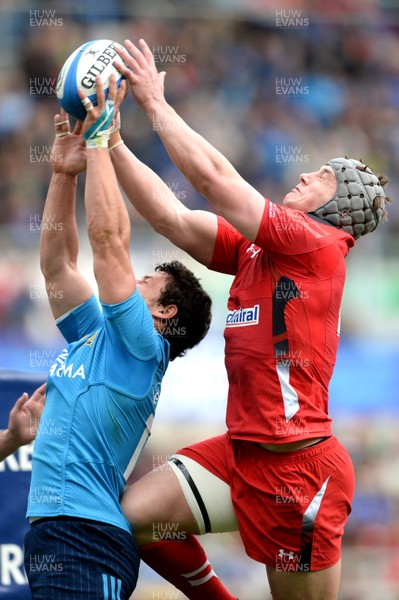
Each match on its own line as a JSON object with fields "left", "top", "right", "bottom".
{"left": 177, "top": 433, "right": 355, "bottom": 571}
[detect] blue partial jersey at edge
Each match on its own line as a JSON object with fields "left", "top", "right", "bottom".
{"left": 59, "top": 39, "right": 123, "bottom": 121}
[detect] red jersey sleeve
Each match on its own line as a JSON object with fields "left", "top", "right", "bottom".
{"left": 255, "top": 199, "right": 354, "bottom": 278}
{"left": 209, "top": 216, "right": 241, "bottom": 275}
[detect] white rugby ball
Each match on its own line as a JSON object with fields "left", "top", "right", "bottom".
{"left": 56, "top": 39, "right": 126, "bottom": 121}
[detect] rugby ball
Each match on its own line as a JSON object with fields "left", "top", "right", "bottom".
{"left": 56, "top": 39, "right": 126, "bottom": 121}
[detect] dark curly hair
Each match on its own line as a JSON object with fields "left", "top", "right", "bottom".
{"left": 155, "top": 261, "right": 212, "bottom": 361}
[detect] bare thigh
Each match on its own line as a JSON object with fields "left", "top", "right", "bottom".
{"left": 266, "top": 560, "right": 341, "bottom": 600}
{"left": 121, "top": 465, "right": 200, "bottom": 545}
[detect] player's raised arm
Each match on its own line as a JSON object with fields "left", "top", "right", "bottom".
{"left": 109, "top": 120, "right": 217, "bottom": 267}
{"left": 79, "top": 77, "right": 135, "bottom": 304}
{"left": 114, "top": 39, "right": 265, "bottom": 243}
{"left": 40, "top": 112, "right": 94, "bottom": 320}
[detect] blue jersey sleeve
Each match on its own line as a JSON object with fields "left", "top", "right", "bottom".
{"left": 56, "top": 295, "right": 104, "bottom": 343}
{"left": 101, "top": 289, "right": 165, "bottom": 361}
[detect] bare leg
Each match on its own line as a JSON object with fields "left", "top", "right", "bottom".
{"left": 266, "top": 560, "right": 341, "bottom": 600}
{"left": 121, "top": 465, "right": 237, "bottom": 599}
{"left": 121, "top": 464, "right": 199, "bottom": 544}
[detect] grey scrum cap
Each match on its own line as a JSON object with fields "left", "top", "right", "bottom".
{"left": 309, "top": 157, "right": 386, "bottom": 239}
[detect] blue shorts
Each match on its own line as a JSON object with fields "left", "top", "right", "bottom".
{"left": 24, "top": 517, "right": 140, "bottom": 599}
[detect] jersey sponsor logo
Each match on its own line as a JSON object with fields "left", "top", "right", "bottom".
{"left": 246, "top": 243, "right": 261, "bottom": 259}
{"left": 84, "top": 331, "right": 98, "bottom": 346}
{"left": 49, "top": 348, "right": 86, "bottom": 379}
{"left": 226, "top": 304, "right": 260, "bottom": 327}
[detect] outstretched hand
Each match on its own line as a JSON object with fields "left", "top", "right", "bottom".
{"left": 7, "top": 383, "right": 46, "bottom": 447}
{"left": 113, "top": 39, "right": 166, "bottom": 112}
{"left": 52, "top": 109, "right": 86, "bottom": 176}
{"left": 77, "top": 75, "right": 127, "bottom": 141}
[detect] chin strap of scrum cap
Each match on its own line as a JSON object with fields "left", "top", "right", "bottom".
{"left": 308, "top": 157, "right": 386, "bottom": 239}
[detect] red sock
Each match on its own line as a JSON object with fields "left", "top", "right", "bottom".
{"left": 139, "top": 535, "right": 236, "bottom": 599}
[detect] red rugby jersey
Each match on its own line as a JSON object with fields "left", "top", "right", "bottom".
{"left": 210, "top": 200, "right": 354, "bottom": 443}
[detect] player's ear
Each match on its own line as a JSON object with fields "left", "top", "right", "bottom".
{"left": 153, "top": 304, "right": 178, "bottom": 320}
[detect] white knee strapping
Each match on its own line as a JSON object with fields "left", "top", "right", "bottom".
{"left": 168, "top": 453, "right": 238, "bottom": 535}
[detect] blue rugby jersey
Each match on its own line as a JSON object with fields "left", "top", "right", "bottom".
{"left": 26, "top": 290, "right": 169, "bottom": 533}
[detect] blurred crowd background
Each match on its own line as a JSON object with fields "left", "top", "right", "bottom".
{"left": 1, "top": 0, "right": 399, "bottom": 598}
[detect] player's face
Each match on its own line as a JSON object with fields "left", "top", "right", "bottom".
{"left": 136, "top": 272, "right": 169, "bottom": 313}
{"left": 283, "top": 165, "right": 337, "bottom": 212}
